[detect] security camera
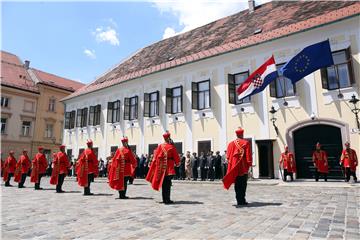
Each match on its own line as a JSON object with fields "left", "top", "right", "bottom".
{"left": 310, "top": 113, "right": 316, "bottom": 120}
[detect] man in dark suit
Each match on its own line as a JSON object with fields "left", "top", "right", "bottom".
{"left": 199, "top": 152, "right": 208, "bottom": 181}
{"left": 215, "top": 151, "right": 222, "bottom": 179}
{"left": 207, "top": 151, "right": 215, "bottom": 181}
{"left": 191, "top": 152, "right": 199, "bottom": 181}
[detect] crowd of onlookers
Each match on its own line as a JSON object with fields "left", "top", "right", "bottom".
{"left": 106, "top": 150, "right": 229, "bottom": 181}
{"left": 33, "top": 150, "right": 229, "bottom": 181}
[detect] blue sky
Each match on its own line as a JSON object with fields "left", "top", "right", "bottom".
{"left": 2, "top": 1, "right": 262, "bottom": 84}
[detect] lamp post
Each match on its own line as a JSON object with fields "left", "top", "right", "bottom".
{"left": 269, "top": 106, "right": 279, "bottom": 136}
{"left": 349, "top": 94, "right": 360, "bottom": 130}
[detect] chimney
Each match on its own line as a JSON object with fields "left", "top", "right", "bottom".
{"left": 24, "top": 60, "right": 30, "bottom": 69}
{"left": 248, "top": 0, "right": 255, "bottom": 13}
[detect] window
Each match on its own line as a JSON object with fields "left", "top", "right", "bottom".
{"left": 107, "top": 100, "right": 120, "bottom": 123}
{"left": 228, "top": 71, "right": 251, "bottom": 104}
{"left": 93, "top": 147, "right": 99, "bottom": 158}
{"left": 321, "top": 48, "right": 354, "bottom": 90}
{"left": 1, "top": 118, "right": 7, "bottom": 134}
{"left": 166, "top": 86, "right": 183, "bottom": 114}
{"left": 110, "top": 146, "right": 118, "bottom": 155}
{"left": 192, "top": 80, "right": 211, "bottom": 110}
{"left": 144, "top": 91, "right": 159, "bottom": 117}
{"left": 197, "top": 140, "right": 211, "bottom": 156}
{"left": 78, "top": 148, "right": 84, "bottom": 156}
{"left": 1, "top": 97, "right": 9, "bottom": 108}
{"left": 45, "top": 123, "right": 54, "bottom": 138}
{"left": 148, "top": 144, "right": 158, "bottom": 155}
{"left": 21, "top": 121, "right": 31, "bottom": 136}
{"left": 129, "top": 145, "right": 136, "bottom": 154}
{"left": 174, "top": 142, "right": 183, "bottom": 155}
{"left": 89, "top": 104, "right": 101, "bottom": 126}
{"left": 48, "top": 98, "right": 56, "bottom": 112}
{"left": 66, "top": 149, "right": 73, "bottom": 161}
{"left": 124, "top": 96, "right": 138, "bottom": 120}
{"left": 270, "top": 64, "right": 296, "bottom": 98}
{"left": 76, "top": 108, "right": 88, "bottom": 128}
{"left": 64, "top": 110, "right": 76, "bottom": 129}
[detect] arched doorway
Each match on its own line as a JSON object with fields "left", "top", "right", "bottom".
{"left": 293, "top": 124, "right": 343, "bottom": 179}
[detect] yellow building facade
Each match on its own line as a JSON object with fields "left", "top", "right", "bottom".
{"left": 62, "top": 2, "right": 359, "bottom": 179}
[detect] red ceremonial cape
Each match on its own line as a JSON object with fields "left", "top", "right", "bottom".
{"left": 76, "top": 152, "right": 89, "bottom": 187}
{"left": 109, "top": 148, "right": 126, "bottom": 190}
{"left": 30, "top": 159, "right": 40, "bottom": 183}
{"left": 223, "top": 139, "right": 251, "bottom": 190}
{"left": 2, "top": 164, "right": 9, "bottom": 182}
{"left": 341, "top": 149, "right": 358, "bottom": 172}
{"left": 313, "top": 150, "right": 328, "bottom": 173}
{"left": 14, "top": 162, "right": 22, "bottom": 183}
{"left": 145, "top": 144, "right": 168, "bottom": 191}
{"left": 50, "top": 155, "right": 59, "bottom": 185}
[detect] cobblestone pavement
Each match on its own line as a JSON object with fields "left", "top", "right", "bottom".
{"left": 1, "top": 177, "right": 359, "bottom": 240}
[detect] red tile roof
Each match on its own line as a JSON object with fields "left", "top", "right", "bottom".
{"left": 64, "top": 1, "right": 360, "bottom": 101}
{"left": 32, "top": 68, "right": 84, "bottom": 92}
{"left": 1, "top": 51, "right": 84, "bottom": 93}
{"left": 1, "top": 51, "right": 39, "bottom": 93}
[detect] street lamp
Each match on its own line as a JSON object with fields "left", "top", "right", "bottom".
{"left": 269, "top": 106, "right": 279, "bottom": 136}
{"left": 349, "top": 94, "right": 360, "bottom": 130}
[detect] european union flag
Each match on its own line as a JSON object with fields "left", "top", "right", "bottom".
{"left": 280, "top": 40, "right": 334, "bottom": 84}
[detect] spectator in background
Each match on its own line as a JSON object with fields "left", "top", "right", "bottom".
{"left": 98, "top": 159, "right": 105, "bottom": 177}
{"left": 185, "top": 151, "right": 191, "bottom": 180}
{"left": 215, "top": 151, "right": 222, "bottom": 179}
{"left": 207, "top": 151, "right": 215, "bottom": 181}
{"left": 47, "top": 161, "right": 53, "bottom": 177}
{"left": 144, "top": 154, "right": 150, "bottom": 178}
{"left": 222, "top": 151, "right": 228, "bottom": 177}
{"left": 199, "top": 152, "right": 208, "bottom": 181}
{"left": 191, "top": 152, "right": 199, "bottom": 181}
{"left": 68, "top": 162, "right": 73, "bottom": 177}
{"left": 139, "top": 154, "right": 145, "bottom": 178}
{"left": 179, "top": 153, "right": 185, "bottom": 180}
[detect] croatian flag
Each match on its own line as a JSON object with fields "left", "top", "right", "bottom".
{"left": 237, "top": 56, "right": 278, "bottom": 100}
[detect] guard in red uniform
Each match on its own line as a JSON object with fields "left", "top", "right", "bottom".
{"left": 279, "top": 146, "right": 296, "bottom": 181}
{"left": 223, "top": 128, "right": 252, "bottom": 206}
{"left": 312, "top": 143, "right": 328, "bottom": 182}
{"left": 50, "top": 145, "right": 71, "bottom": 192}
{"left": 340, "top": 142, "right": 358, "bottom": 182}
{"left": 76, "top": 139, "right": 99, "bottom": 195}
{"left": 109, "top": 137, "right": 137, "bottom": 199}
{"left": 3, "top": 151, "right": 17, "bottom": 186}
{"left": 30, "top": 146, "right": 48, "bottom": 189}
{"left": 14, "top": 149, "right": 31, "bottom": 188}
{"left": 146, "top": 131, "right": 180, "bottom": 204}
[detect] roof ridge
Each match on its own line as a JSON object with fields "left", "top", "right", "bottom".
{"left": 31, "top": 67, "right": 80, "bottom": 83}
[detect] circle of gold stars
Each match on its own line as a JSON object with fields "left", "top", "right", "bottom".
{"left": 294, "top": 54, "right": 310, "bottom": 73}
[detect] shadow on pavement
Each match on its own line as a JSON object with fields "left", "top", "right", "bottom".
{"left": 234, "top": 202, "right": 282, "bottom": 208}
{"left": 127, "top": 196, "right": 154, "bottom": 200}
{"left": 91, "top": 193, "right": 114, "bottom": 196}
{"left": 171, "top": 200, "right": 204, "bottom": 205}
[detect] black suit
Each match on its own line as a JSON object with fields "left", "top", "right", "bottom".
{"left": 214, "top": 155, "right": 222, "bottom": 179}
{"left": 191, "top": 157, "right": 199, "bottom": 180}
{"left": 199, "top": 156, "right": 208, "bottom": 181}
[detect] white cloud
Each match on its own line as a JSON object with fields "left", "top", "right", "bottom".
{"left": 152, "top": 0, "right": 272, "bottom": 39}
{"left": 93, "top": 26, "right": 120, "bottom": 46}
{"left": 84, "top": 49, "right": 96, "bottom": 59}
{"left": 162, "top": 27, "right": 177, "bottom": 39}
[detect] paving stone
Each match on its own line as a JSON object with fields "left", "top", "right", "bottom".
{"left": 1, "top": 177, "right": 360, "bottom": 239}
